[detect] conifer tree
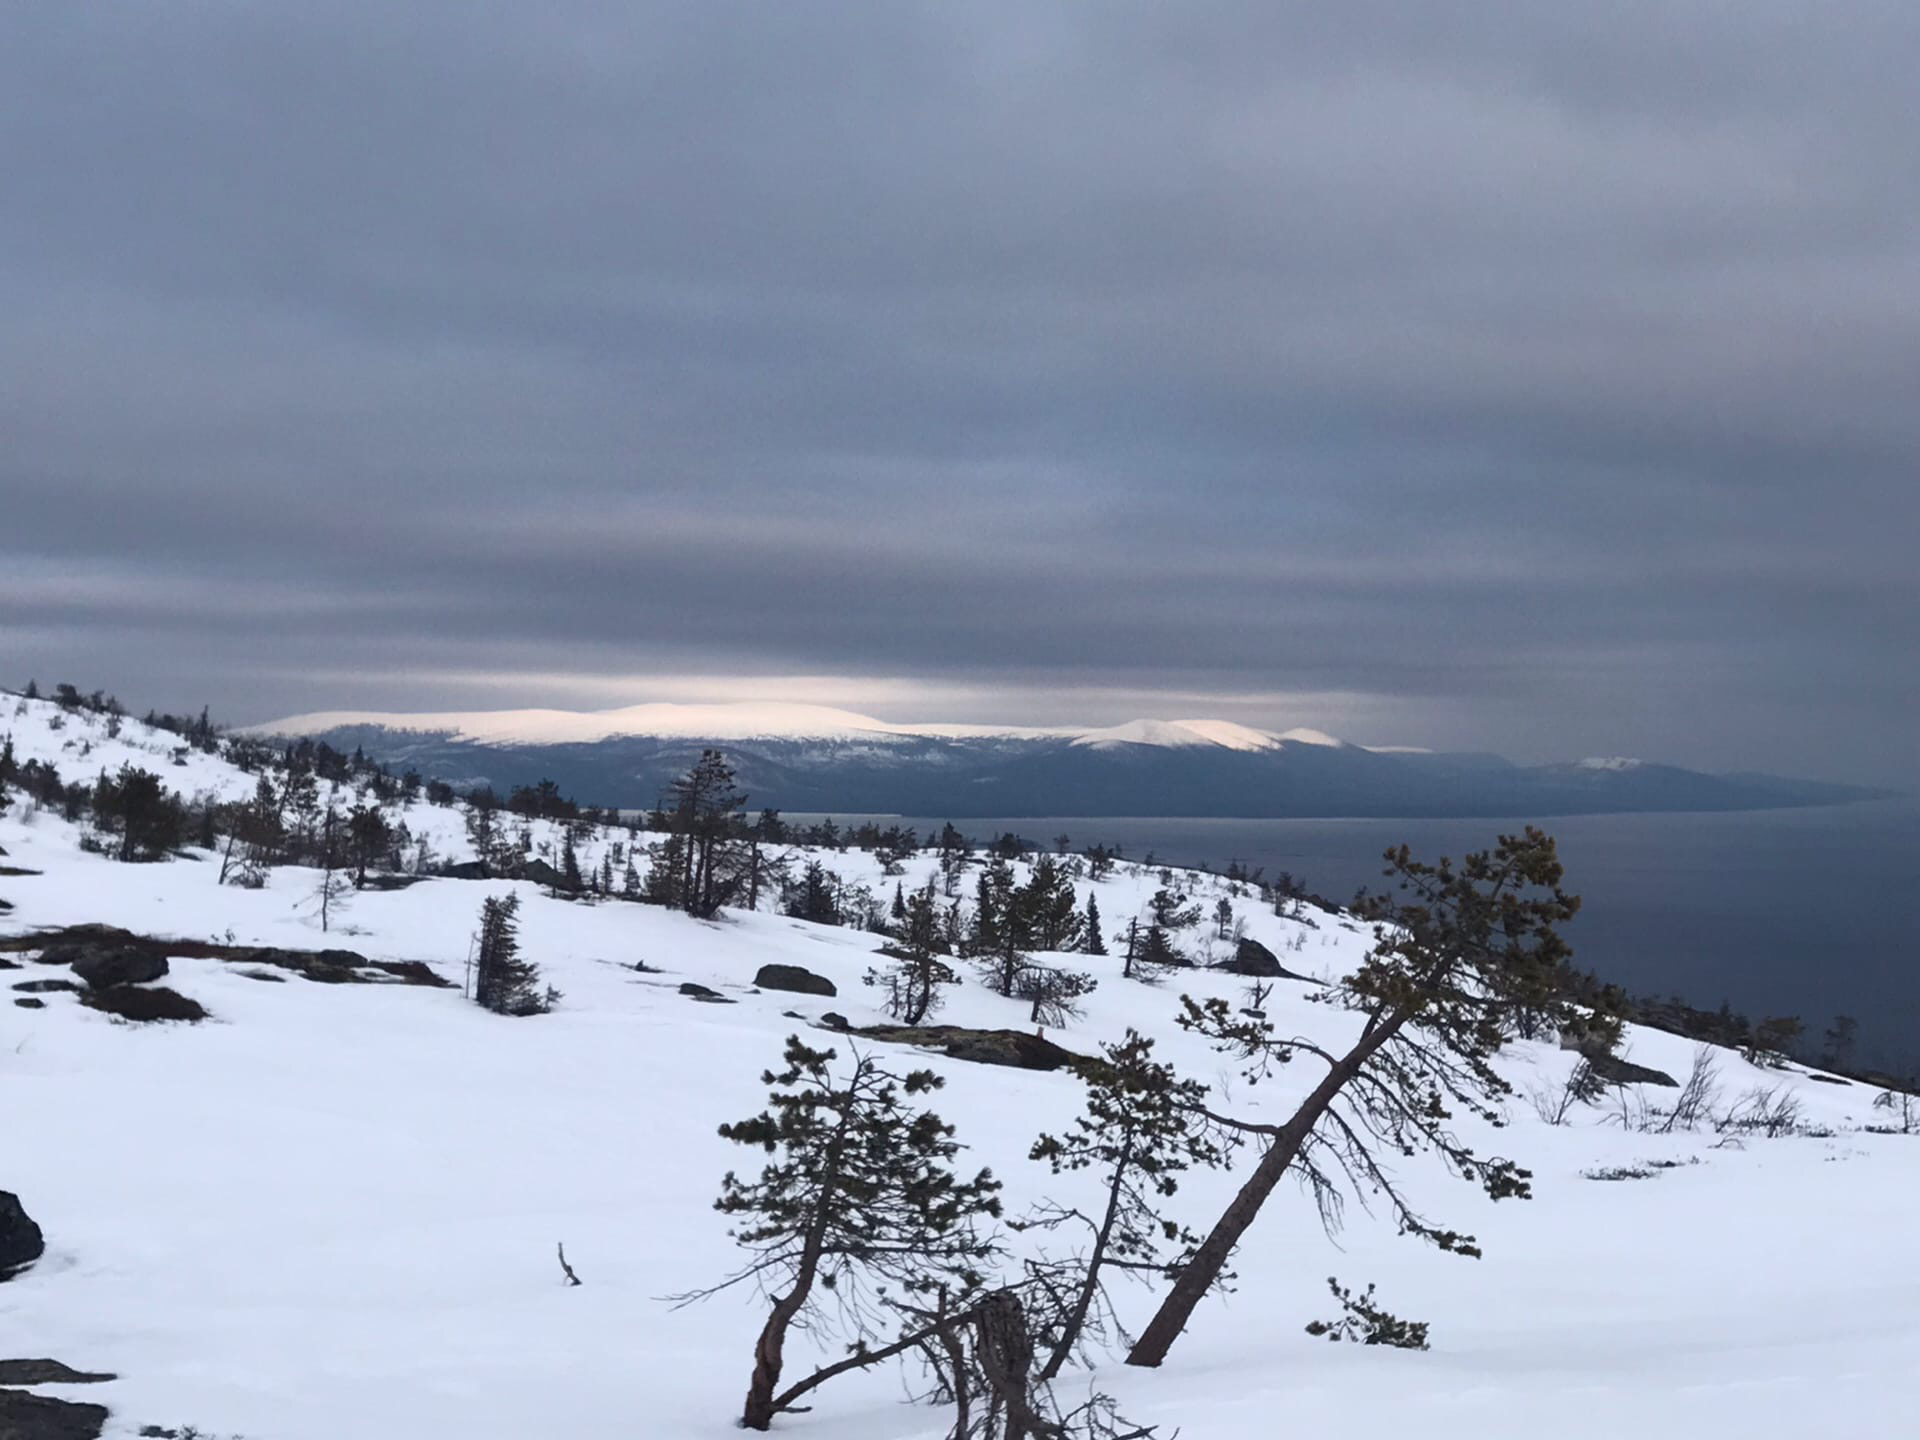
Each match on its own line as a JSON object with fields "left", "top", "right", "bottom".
{"left": 970, "top": 856, "right": 1013, "bottom": 958}
{"left": 472, "top": 893, "right": 553, "bottom": 1015}
{"left": 782, "top": 860, "right": 841, "bottom": 925}
{"left": 1018, "top": 964, "right": 1098, "bottom": 1027}
{"left": 345, "top": 802, "right": 392, "bottom": 888}
{"left": 1139, "top": 885, "right": 1200, "bottom": 970}
{"left": 1126, "top": 828, "right": 1620, "bottom": 1368}
{"left": 692, "top": 1037, "right": 1002, "bottom": 1431}
{"left": 308, "top": 805, "right": 352, "bottom": 932}
{"left": 1024, "top": 1031, "right": 1225, "bottom": 1381}
{"left": 866, "top": 882, "right": 957, "bottom": 1025}
{"left": 1020, "top": 856, "right": 1084, "bottom": 952}
{"left": 660, "top": 749, "right": 750, "bottom": 917}
{"left": 91, "top": 763, "right": 185, "bottom": 862}
{"left": 936, "top": 821, "right": 970, "bottom": 896}
{"left": 1082, "top": 893, "right": 1107, "bottom": 955}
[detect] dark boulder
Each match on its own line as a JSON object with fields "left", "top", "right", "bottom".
{"left": 79, "top": 987, "right": 207, "bottom": 1024}
{"left": 1211, "top": 937, "right": 1313, "bottom": 982}
{"left": 0, "top": 1193, "right": 44, "bottom": 1281}
{"left": 70, "top": 948, "right": 168, "bottom": 991}
{"left": 521, "top": 858, "right": 570, "bottom": 890}
{"left": 678, "top": 983, "right": 733, "bottom": 1004}
{"left": 1213, "top": 937, "right": 1283, "bottom": 977}
{"left": 0, "top": 1388, "right": 110, "bottom": 1440}
{"left": 12, "top": 980, "right": 77, "bottom": 995}
{"left": 13, "top": 999, "right": 44, "bottom": 1010}
{"left": 1584, "top": 1052, "right": 1679, "bottom": 1088}
{"left": 217, "top": 947, "right": 453, "bottom": 988}
{"left": 753, "top": 964, "right": 837, "bottom": 998}
{"left": 856, "top": 1024, "right": 1080, "bottom": 1072}
{"left": 818, "top": 1012, "right": 850, "bottom": 1031}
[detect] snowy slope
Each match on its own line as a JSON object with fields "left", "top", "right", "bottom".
{"left": 3, "top": 701, "right": 1917, "bottom": 1439}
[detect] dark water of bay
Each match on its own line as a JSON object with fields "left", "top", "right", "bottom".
{"left": 871, "top": 800, "right": 1920, "bottom": 1072}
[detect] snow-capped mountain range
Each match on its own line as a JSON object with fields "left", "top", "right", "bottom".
{"left": 251, "top": 703, "right": 1880, "bottom": 819}
{"left": 258, "top": 702, "right": 1354, "bottom": 753}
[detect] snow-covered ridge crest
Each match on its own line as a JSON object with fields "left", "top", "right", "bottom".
{"left": 249, "top": 702, "right": 1357, "bottom": 752}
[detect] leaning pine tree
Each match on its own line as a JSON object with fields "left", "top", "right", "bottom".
{"left": 688, "top": 1036, "right": 1002, "bottom": 1431}
{"left": 1126, "top": 827, "right": 1620, "bottom": 1367}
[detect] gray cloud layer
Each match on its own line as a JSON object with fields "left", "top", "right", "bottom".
{"left": 2, "top": 3, "right": 1914, "bottom": 781}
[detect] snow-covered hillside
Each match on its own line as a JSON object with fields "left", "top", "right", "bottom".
{"left": 3, "top": 698, "right": 1916, "bottom": 1439}
{"left": 250, "top": 701, "right": 1360, "bottom": 752}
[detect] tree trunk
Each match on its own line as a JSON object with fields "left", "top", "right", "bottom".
{"left": 1038, "top": 1137, "right": 1130, "bottom": 1383}
{"left": 1125, "top": 1014, "right": 1404, "bottom": 1368}
{"left": 742, "top": 1277, "right": 810, "bottom": 1431}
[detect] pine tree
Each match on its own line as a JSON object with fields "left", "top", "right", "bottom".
{"left": 782, "top": 860, "right": 841, "bottom": 925}
{"left": 92, "top": 764, "right": 185, "bottom": 862}
{"left": 472, "top": 893, "right": 554, "bottom": 1015}
{"left": 1020, "top": 855, "right": 1084, "bottom": 952}
{"left": 308, "top": 805, "right": 352, "bottom": 932}
{"left": 969, "top": 857, "right": 1011, "bottom": 957}
{"left": 1083, "top": 893, "right": 1107, "bottom": 955}
{"left": 1126, "top": 828, "right": 1620, "bottom": 1368}
{"left": 661, "top": 749, "right": 750, "bottom": 917}
{"left": 936, "top": 821, "right": 970, "bottom": 896}
{"left": 865, "top": 882, "right": 956, "bottom": 1025}
{"left": 0, "top": 733, "right": 16, "bottom": 807}
{"left": 1019, "top": 964, "right": 1098, "bottom": 1026}
{"left": 1025, "top": 1031, "right": 1225, "bottom": 1380}
{"left": 693, "top": 1037, "right": 1003, "bottom": 1431}
{"left": 464, "top": 793, "right": 501, "bottom": 876}
{"left": 1133, "top": 885, "right": 1200, "bottom": 975}
{"left": 346, "top": 802, "right": 392, "bottom": 888}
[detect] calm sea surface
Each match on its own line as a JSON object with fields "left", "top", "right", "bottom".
{"left": 860, "top": 800, "right": 1920, "bottom": 1071}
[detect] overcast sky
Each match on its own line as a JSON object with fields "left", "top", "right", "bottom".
{"left": 2, "top": 3, "right": 1915, "bottom": 783}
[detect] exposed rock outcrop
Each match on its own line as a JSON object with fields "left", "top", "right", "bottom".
{"left": 0, "top": 1192, "right": 44, "bottom": 1281}
{"left": 753, "top": 964, "right": 837, "bottom": 998}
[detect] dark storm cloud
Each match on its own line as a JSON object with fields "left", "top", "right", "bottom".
{"left": 2, "top": 2, "right": 1914, "bottom": 781}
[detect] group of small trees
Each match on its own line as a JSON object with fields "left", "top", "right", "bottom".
{"left": 691, "top": 1033, "right": 1192, "bottom": 1437}
{"left": 696, "top": 828, "right": 1619, "bottom": 1432}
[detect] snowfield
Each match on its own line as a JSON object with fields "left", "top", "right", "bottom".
{"left": 2, "top": 699, "right": 1916, "bottom": 1438}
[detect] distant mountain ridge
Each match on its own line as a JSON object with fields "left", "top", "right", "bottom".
{"left": 250, "top": 702, "right": 1886, "bottom": 819}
